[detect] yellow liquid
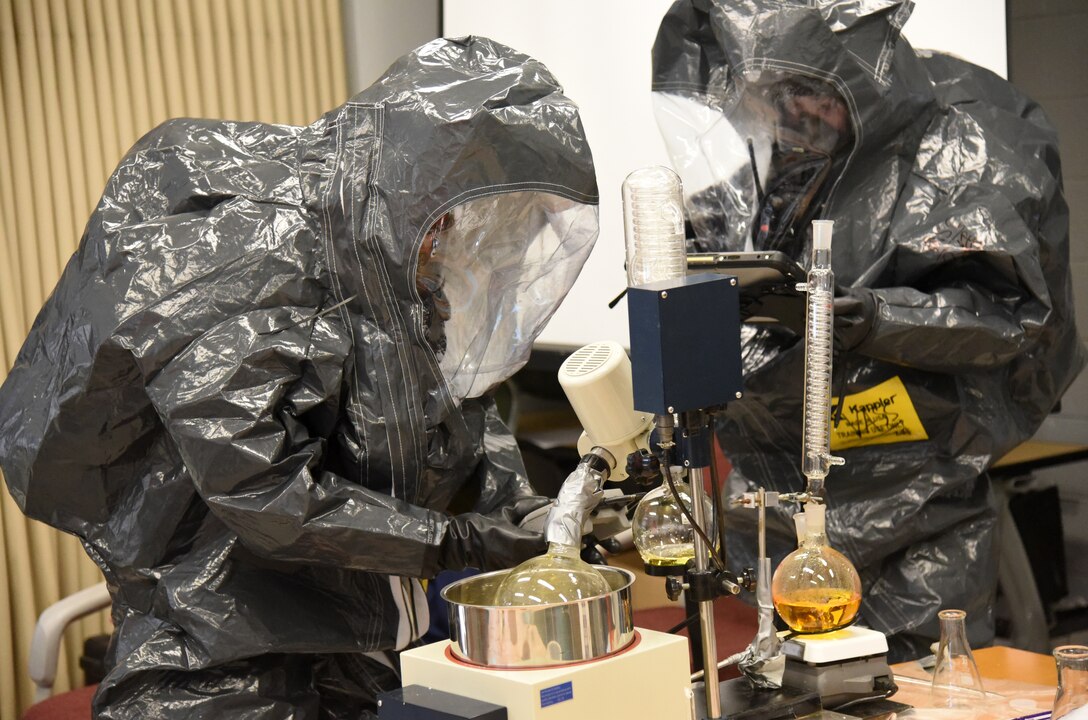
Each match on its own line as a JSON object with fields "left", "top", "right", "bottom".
{"left": 642, "top": 542, "right": 695, "bottom": 568}
{"left": 494, "top": 551, "right": 610, "bottom": 606}
{"left": 774, "top": 587, "right": 861, "bottom": 633}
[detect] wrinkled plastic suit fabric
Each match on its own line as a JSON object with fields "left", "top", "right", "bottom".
{"left": 652, "top": 0, "right": 1084, "bottom": 660}
{"left": 0, "top": 37, "right": 598, "bottom": 718}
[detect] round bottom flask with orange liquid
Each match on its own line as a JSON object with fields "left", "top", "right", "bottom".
{"left": 771, "top": 503, "right": 861, "bottom": 634}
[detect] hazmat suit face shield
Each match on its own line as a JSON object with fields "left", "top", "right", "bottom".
{"left": 654, "top": 72, "right": 854, "bottom": 255}
{"left": 416, "top": 191, "right": 598, "bottom": 402}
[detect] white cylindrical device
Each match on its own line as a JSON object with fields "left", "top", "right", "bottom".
{"left": 558, "top": 341, "right": 653, "bottom": 481}
{"left": 623, "top": 166, "right": 688, "bottom": 286}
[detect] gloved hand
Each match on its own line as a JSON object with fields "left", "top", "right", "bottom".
{"left": 833, "top": 286, "right": 878, "bottom": 352}
{"left": 434, "top": 496, "right": 551, "bottom": 573}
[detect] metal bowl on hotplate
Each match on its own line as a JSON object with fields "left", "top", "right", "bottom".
{"left": 440, "top": 565, "right": 636, "bottom": 669}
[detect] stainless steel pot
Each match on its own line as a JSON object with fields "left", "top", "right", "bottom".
{"left": 440, "top": 566, "right": 636, "bottom": 668}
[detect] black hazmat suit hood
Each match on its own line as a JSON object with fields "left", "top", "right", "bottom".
{"left": 652, "top": 0, "right": 1084, "bottom": 658}
{"left": 0, "top": 37, "right": 599, "bottom": 718}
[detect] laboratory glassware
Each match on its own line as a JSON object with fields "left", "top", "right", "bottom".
{"left": 632, "top": 474, "right": 715, "bottom": 570}
{"left": 623, "top": 166, "right": 687, "bottom": 286}
{"left": 800, "top": 219, "right": 844, "bottom": 499}
{"left": 493, "top": 541, "right": 610, "bottom": 607}
{"left": 771, "top": 503, "right": 861, "bottom": 633}
{"left": 930, "top": 609, "right": 986, "bottom": 708}
{"left": 1053, "top": 645, "right": 1088, "bottom": 719}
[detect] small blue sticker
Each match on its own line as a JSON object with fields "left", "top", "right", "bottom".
{"left": 540, "top": 681, "right": 574, "bottom": 708}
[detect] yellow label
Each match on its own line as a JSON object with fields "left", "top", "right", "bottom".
{"left": 830, "top": 376, "right": 928, "bottom": 450}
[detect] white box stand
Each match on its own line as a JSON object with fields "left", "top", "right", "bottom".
{"left": 401, "top": 628, "right": 693, "bottom": 720}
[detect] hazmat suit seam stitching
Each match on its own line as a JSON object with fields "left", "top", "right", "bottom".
{"left": 349, "top": 103, "right": 398, "bottom": 490}
{"left": 347, "top": 105, "right": 371, "bottom": 489}
{"left": 359, "top": 103, "right": 427, "bottom": 494}
{"left": 846, "top": 50, "right": 879, "bottom": 78}
{"left": 323, "top": 110, "right": 370, "bottom": 484}
{"left": 874, "top": 22, "right": 896, "bottom": 85}
{"left": 347, "top": 103, "right": 406, "bottom": 492}
{"left": 351, "top": 105, "right": 423, "bottom": 644}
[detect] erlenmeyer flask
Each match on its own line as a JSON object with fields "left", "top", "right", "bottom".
{"left": 493, "top": 542, "right": 610, "bottom": 607}
{"left": 1053, "top": 645, "right": 1088, "bottom": 719}
{"left": 930, "top": 609, "right": 985, "bottom": 708}
{"left": 771, "top": 503, "right": 861, "bottom": 633}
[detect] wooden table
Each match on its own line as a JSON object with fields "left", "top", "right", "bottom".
{"left": 991, "top": 440, "right": 1088, "bottom": 473}
{"left": 890, "top": 646, "right": 1058, "bottom": 718}
{"left": 972, "top": 647, "right": 1057, "bottom": 687}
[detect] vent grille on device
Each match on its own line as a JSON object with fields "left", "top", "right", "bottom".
{"left": 562, "top": 343, "right": 614, "bottom": 377}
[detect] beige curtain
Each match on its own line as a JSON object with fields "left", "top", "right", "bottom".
{"left": 0, "top": 1, "right": 348, "bottom": 715}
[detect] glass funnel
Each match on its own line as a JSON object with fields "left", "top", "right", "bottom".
{"left": 1053, "top": 645, "right": 1088, "bottom": 720}
{"left": 493, "top": 542, "right": 610, "bottom": 607}
{"left": 771, "top": 503, "right": 861, "bottom": 633}
{"left": 930, "top": 609, "right": 985, "bottom": 708}
{"left": 632, "top": 476, "right": 715, "bottom": 572}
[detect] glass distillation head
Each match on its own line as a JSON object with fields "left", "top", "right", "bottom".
{"left": 771, "top": 503, "right": 861, "bottom": 633}
{"left": 493, "top": 542, "right": 610, "bottom": 607}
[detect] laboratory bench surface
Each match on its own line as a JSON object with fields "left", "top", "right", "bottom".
{"left": 889, "top": 646, "right": 1060, "bottom": 718}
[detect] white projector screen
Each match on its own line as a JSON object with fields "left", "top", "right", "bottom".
{"left": 443, "top": 0, "right": 1008, "bottom": 349}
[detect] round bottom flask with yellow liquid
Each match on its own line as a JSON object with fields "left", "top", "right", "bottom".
{"left": 772, "top": 503, "right": 861, "bottom": 633}
{"left": 632, "top": 476, "right": 714, "bottom": 572}
{"left": 493, "top": 542, "right": 610, "bottom": 606}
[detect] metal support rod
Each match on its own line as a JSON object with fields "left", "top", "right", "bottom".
{"left": 685, "top": 587, "right": 704, "bottom": 675}
{"left": 689, "top": 466, "right": 721, "bottom": 719}
{"left": 758, "top": 487, "right": 766, "bottom": 560}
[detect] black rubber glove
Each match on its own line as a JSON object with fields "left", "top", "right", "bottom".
{"left": 833, "top": 286, "right": 878, "bottom": 352}
{"left": 436, "top": 512, "right": 548, "bottom": 572}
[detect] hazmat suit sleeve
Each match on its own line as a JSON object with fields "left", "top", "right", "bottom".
{"left": 472, "top": 399, "right": 548, "bottom": 518}
{"left": 849, "top": 81, "right": 1063, "bottom": 375}
{"left": 146, "top": 309, "right": 545, "bottom": 577}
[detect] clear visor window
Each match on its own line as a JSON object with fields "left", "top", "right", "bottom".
{"left": 654, "top": 73, "right": 853, "bottom": 255}
{"left": 416, "top": 192, "right": 598, "bottom": 401}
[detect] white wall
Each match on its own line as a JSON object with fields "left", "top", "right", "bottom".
{"left": 908, "top": 0, "right": 1007, "bottom": 78}
{"left": 343, "top": 0, "right": 440, "bottom": 94}
{"left": 443, "top": 0, "right": 1008, "bottom": 349}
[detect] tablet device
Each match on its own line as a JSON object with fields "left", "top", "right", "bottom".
{"left": 687, "top": 250, "right": 805, "bottom": 287}
{"left": 687, "top": 250, "right": 806, "bottom": 331}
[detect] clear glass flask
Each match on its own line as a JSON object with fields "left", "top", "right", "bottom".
{"left": 930, "top": 609, "right": 986, "bottom": 708}
{"left": 632, "top": 477, "right": 715, "bottom": 571}
{"left": 771, "top": 503, "right": 861, "bottom": 633}
{"left": 493, "top": 542, "right": 610, "bottom": 607}
{"left": 1053, "top": 645, "right": 1088, "bottom": 720}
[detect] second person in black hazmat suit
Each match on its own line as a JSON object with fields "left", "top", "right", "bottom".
{"left": 0, "top": 38, "right": 599, "bottom": 718}
{"left": 651, "top": 0, "right": 1084, "bottom": 659}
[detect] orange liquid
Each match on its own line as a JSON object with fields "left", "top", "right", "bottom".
{"left": 775, "top": 587, "right": 861, "bottom": 633}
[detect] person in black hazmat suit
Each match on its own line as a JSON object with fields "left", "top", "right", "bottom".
{"left": 651, "top": 0, "right": 1084, "bottom": 659}
{"left": 0, "top": 37, "right": 599, "bottom": 718}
